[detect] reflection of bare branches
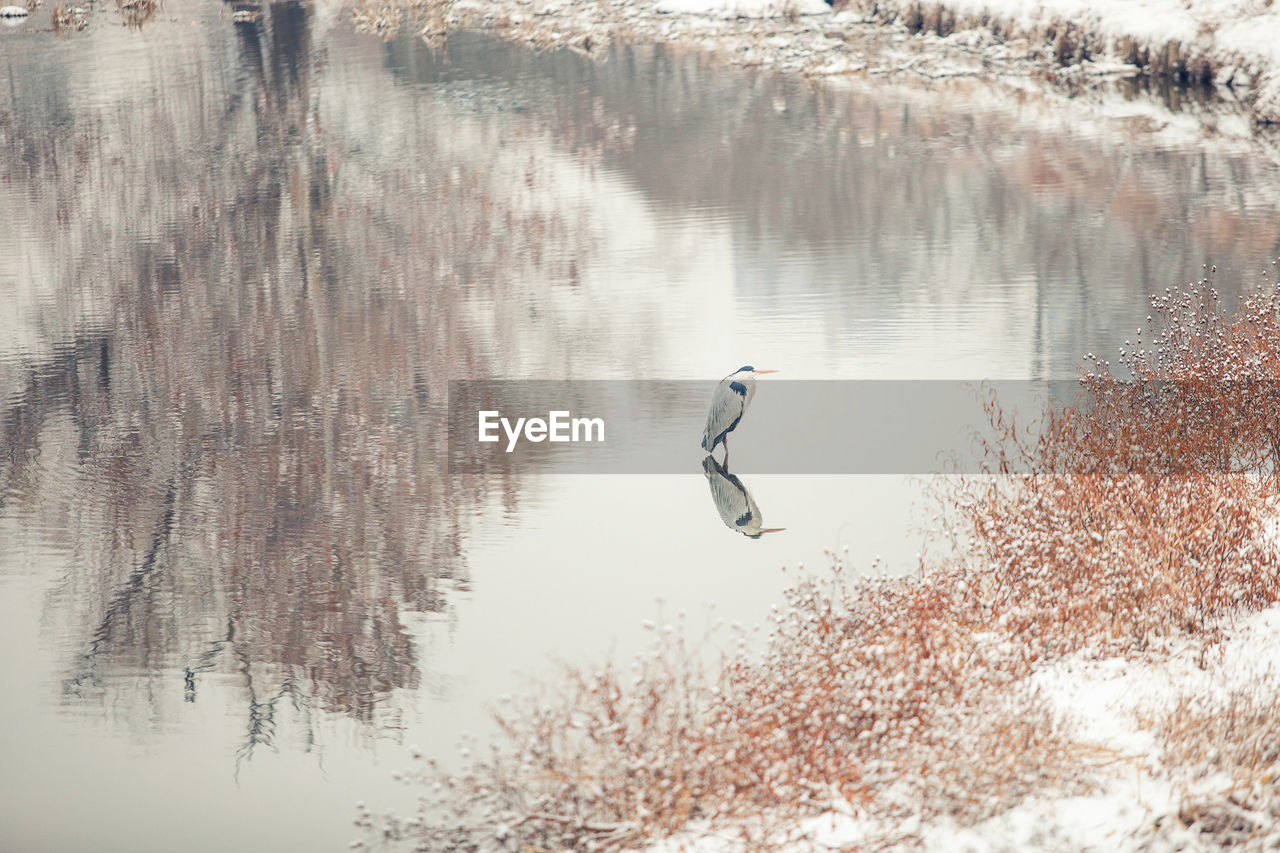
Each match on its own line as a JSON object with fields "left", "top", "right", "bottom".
{"left": 62, "top": 486, "right": 176, "bottom": 699}
{"left": 52, "top": 5, "right": 89, "bottom": 30}
{"left": 117, "top": 0, "right": 160, "bottom": 28}
{"left": 1, "top": 6, "right": 591, "bottom": 754}
{"left": 351, "top": 0, "right": 451, "bottom": 42}
{"left": 230, "top": 640, "right": 294, "bottom": 773}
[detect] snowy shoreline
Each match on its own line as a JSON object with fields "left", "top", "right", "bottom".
{"left": 372, "top": 0, "right": 1280, "bottom": 128}
{"left": 847, "top": 0, "right": 1280, "bottom": 121}
{"left": 641, "top": 603, "right": 1280, "bottom": 852}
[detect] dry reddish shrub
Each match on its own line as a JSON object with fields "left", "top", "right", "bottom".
{"left": 350, "top": 0, "right": 451, "bottom": 40}
{"left": 953, "top": 471, "right": 1280, "bottom": 656}
{"left": 951, "top": 272, "right": 1280, "bottom": 657}
{"left": 1068, "top": 277, "right": 1280, "bottom": 479}
{"left": 362, "top": 273, "right": 1280, "bottom": 851}
{"left": 706, "top": 570, "right": 1087, "bottom": 830}
{"left": 706, "top": 569, "right": 1017, "bottom": 809}
{"left": 359, "top": 569, "right": 1082, "bottom": 851}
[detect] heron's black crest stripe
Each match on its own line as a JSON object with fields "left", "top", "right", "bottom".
{"left": 729, "top": 381, "right": 748, "bottom": 396}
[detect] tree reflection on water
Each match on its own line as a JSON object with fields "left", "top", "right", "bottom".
{"left": 0, "top": 2, "right": 588, "bottom": 755}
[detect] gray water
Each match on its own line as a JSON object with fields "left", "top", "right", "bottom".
{"left": 3, "top": 4, "right": 1280, "bottom": 851}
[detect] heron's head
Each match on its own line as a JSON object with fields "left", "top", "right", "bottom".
{"left": 735, "top": 365, "right": 778, "bottom": 377}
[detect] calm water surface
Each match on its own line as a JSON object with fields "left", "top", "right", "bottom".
{"left": 3, "top": 4, "right": 1280, "bottom": 851}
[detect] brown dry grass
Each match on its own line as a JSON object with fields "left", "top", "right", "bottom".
{"left": 350, "top": 0, "right": 450, "bottom": 42}
{"left": 952, "top": 470, "right": 1279, "bottom": 656}
{"left": 361, "top": 270, "right": 1280, "bottom": 851}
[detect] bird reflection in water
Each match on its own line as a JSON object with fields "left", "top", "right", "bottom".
{"left": 701, "top": 455, "right": 785, "bottom": 538}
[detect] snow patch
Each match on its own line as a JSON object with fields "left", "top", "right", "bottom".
{"left": 654, "top": 0, "right": 831, "bottom": 17}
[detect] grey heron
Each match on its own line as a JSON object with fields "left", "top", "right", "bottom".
{"left": 702, "top": 455, "right": 784, "bottom": 538}
{"left": 701, "top": 365, "right": 777, "bottom": 464}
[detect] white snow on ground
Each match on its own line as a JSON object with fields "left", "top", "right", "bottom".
{"left": 654, "top": 0, "right": 831, "bottom": 17}
{"left": 640, "top": 604, "right": 1280, "bottom": 852}
{"left": 931, "top": 605, "right": 1280, "bottom": 852}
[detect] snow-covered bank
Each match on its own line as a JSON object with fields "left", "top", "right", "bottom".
{"left": 366, "top": 0, "right": 1280, "bottom": 127}
{"left": 640, "top": 604, "right": 1280, "bottom": 852}
{"left": 1024, "top": 605, "right": 1280, "bottom": 851}
{"left": 397, "top": 0, "right": 1049, "bottom": 81}
{"left": 847, "top": 0, "right": 1280, "bottom": 122}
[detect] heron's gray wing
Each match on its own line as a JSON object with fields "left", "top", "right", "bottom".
{"left": 702, "top": 379, "right": 747, "bottom": 448}
{"left": 739, "top": 490, "right": 764, "bottom": 536}
{"left": 704, "top": 460, "right": 753, "bottom": 531}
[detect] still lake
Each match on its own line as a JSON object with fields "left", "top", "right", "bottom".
{"left": 3, "top": 4, "right": 1280, "bottom": 850}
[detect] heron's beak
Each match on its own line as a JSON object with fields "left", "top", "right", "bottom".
{"left": 759, "top": 527, "right": 786, "bottom": 534}
{"left": 754, "top": 369, "right": 779, "bottom": 375}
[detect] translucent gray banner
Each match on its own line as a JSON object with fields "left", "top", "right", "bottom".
{"left": 446, "top": 380, "right": 1092, "bottom": 474}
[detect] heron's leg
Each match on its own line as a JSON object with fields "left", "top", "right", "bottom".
{"left": 722, "top": 435, "right": 729, "bottom": 466}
